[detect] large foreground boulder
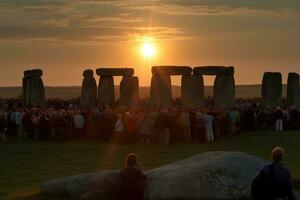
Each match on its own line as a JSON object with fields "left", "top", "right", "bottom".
{"left": 42, "top": 151, "right": 268, "bottom": 200}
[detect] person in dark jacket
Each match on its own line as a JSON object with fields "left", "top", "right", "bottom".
{"left": 260, "top": 147, "right": 296, "bottom": 200}
{"left": 119, "top": 153, "right": 146, "bottom": 200}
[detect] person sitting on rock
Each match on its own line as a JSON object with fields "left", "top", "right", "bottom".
{"left": 119, "top": 153, "right": 147, "bottom": 200}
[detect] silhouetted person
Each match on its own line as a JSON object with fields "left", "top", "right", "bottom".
{"left": 253, "top": 147, "right": 296, "bottom": 200}
{"left": 119, "top": 153, "right": 146, "bottom": 200}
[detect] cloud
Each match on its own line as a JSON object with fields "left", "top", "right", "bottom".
{"left": 0, "top": 0, "right": 300, "bottom": 44}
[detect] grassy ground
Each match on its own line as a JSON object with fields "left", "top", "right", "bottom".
{"left": 0, "top": 131, "right": 299, "bottom": 199}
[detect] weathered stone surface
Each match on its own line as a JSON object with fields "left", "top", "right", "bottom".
{"left": 96, "top": 68, "right": 134, "bottom": 77}
{"left": 214, "top": 75, "right": 235, "bottom": 107}
{"left": 181, "top": 74, "right": 204, "bottom": 108}
{"left": 83, "top": 69, "right": 94, "bottom": 78}
{"left": 42, "top": 151, "right": 268, "bottom": 200}
{"left": 194, "top": 66, "right": 234, "bottom": 75}
{"left": 152, "top": 66, "right": 192, "bottom": 76}
{"left": 23, "top": 69, "right": 46, "bottom": 107}
{"left": 98, "top": 76, "right": 115, "bottom": 105}
{"left": 43, "top": 170, "right": 120, "bottom": 199}
{"left": 287, "top": 72, "right": 300, "bottom": 107}
{"left": 150, "top": 75, "right": 172, "bottom": 106}
{"left": 81, "top": 71, "right": 97, "bottom": 108}
{"left": 119, "top": 76, "right": 139, "bottom": 108}
{"left": 262, "top": 72, "right": 282, "bottom": 107}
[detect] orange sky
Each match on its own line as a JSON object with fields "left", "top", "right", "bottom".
{"left": 0, "top": 0, "right": 300, "bottom": 86}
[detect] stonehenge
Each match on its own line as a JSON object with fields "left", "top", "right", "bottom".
{"left": 150, "top": 65, "right": 235, "bottom": 108}
{"left": 80, "top": 69, "right": 97, "bottom": 108}
{"left": 96, "top": 68, "right": 139, "bottom": 107}
{"left": 261, "top": 72, "right": 282, "bottom": 107}
{"left": 193, "top": 66, "right": 236, "bottom": 107}
{"left": 150, "top": 66, "right": 192, "bottom": 106}
{"left": 20, "top": 66, "right": 300, "bottom": 109}
{"left": 22, "top": 69, "right": 46, "bottom": 107}
{"left": 287, "top": 72, "right": 300, "bottom": 107}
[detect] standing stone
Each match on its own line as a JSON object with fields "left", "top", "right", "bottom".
{"left": 22, "top": 70, "right": 32, "bottom": 106}
{"left": 214, "top": 75, "right": 235, "bottom": 107}
{"left": 181, "top": 75, "right": 204, "bottom": 108}
{"left": 23, "top": 69, "right": 46, "bottom": 107}
{"left": 98, "top": 76, "right": 115, "bottom": 105}
{"left": 81, "top": 69, "right": 97, "bottom": 108}
{"left": 150, "top": 75, "right": 172, "bottom": 106}
{"left": 119, "top": 76, "right": 139, "bottom": 108}
{"left": 262, "top": 72, "right": 282, "bottom": 107}
{"left": 287, "top": 73, "right": 300, "bottom": 107}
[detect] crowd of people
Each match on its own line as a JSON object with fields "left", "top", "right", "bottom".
{"left": 0, "top": 97, "right": 300, "bottom": 144}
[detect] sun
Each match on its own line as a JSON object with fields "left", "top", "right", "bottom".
{"left": 141, "top": 41, "right": 156, "bottom": 58}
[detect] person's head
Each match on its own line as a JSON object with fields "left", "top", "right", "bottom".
{"left": 272, "top": 146, "right": 285, "bottom": 163}
{"left": 125, "top": 153, "right": 138, "bottom": 167}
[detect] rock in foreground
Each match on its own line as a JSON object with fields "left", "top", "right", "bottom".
{"left": 42, "top": 151, "right": 268, "bottom": 200}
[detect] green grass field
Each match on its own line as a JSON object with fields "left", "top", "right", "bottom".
{"left": 1, "top": 131, "right": 299, "bottom": 199}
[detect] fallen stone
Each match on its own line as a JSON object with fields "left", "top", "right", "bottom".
{"left": 42, "top": 151, "right": 269, "bottom": 200}
{"left": 214, "top": 75, "right": 235, "bottom": 107}
{"left": 193, "top": 66, "right": 234, "bottom": 75}
{"left": 181, "top": 74, "right": 204, "bottom": 108}
{"left": 96, "top": 68, "right": 134, "bottom": 77}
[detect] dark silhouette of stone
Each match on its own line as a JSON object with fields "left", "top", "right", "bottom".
{"left": 150, "top": 75, "right": 172, "bottom": 106}
{"left": 193, "top": 66, "right": 234, "bottom": 75}
{"left": 287, "top": 73, "right": 300, "bottom": 107}
{"left": 83, "top": 69, "right": 94, "bottom": 78}
{"left": 214, "top": 75, "right": 235, "bottom": 107}
{"left": 119, "top": 76, "right": 139, "bottom": 108}
{"left": 96, "top": 68, "right": 134, "bottom": 77}
{"left": 152, "top": 66, "right": 192, "bottom": 76}
{"left": 181, "top": 75, "right": 204, "bottom": 108}
{"left": 81, "top": 70, "right": 97, "bottom": 108}
{"left": 22, "top": 69, "right": 46, "bottom": 107}
{"left": 262, "top": 72, "right": 282, "bottom": 107}
{"left": 98, "top": 76, "right": 115, "bottom": 105}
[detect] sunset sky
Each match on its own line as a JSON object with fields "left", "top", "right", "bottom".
{"left": 0, "top": 0, "right": 300, "bottom": 86}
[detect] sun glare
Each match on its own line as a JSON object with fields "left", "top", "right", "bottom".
{"left": 141, "top": 41, "right": 156, "bottom": 58}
